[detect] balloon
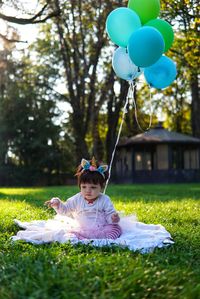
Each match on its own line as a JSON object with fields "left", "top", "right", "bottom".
{"left": 145, "top": 19, "right": 174, "bottom": 52}
{"left": 112, "top": 47, "right": 142, "bottom": 81}
{"left": 128, "top": 0, "right": 160, "bottom": 24}
{"left": 128, "top": 26, "right": 165, "bottom": 67}
{"left": 144, "top": 56, "right": 177, "bottom": 89}
{"left": 106, "top": 8, "right": 141, "bottom": 47}
{"left": 135, "top": 66, "right": 144, "bottom": 78}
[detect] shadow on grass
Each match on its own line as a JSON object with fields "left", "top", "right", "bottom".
{"left": 106, "top": 183, "right": 200, "bottom": 202}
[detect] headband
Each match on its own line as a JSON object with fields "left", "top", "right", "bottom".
{"left": 81, "top": 158, "right": 108, "bottom": 178}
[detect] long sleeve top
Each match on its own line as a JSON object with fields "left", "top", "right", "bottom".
{"left": 53, "top": 192, "right": 117, "bottom": 229}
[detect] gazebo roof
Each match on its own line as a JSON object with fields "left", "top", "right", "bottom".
{"left": 118, "top": 123, "right": 200, "bottom": 146}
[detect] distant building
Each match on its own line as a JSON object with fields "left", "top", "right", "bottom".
{"left": 114, "top": 123, "right": 200, "bottom": 183}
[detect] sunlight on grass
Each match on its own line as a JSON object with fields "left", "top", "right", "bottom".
{"left": 0, "top": 187, "right": 46, "bottom": 195}
{"left": 0, "top": 200, "right": 48, "bottom": 221}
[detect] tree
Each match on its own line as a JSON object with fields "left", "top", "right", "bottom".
{"left": 2, "top": 0, "right": 199, "bottom": 171}
{"left": 30, "top": 0, "right": 130, "bottom": 163}
{"left": 0, "top": 0, "right": 60, "bottom": 42}
{"left": 0, "top": 40, "right": 75, "bottom": 185}
{"left": 161, "top": 0, "right": 200, "bottom": 136}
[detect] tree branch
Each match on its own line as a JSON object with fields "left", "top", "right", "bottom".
{"left": 0, "top": 33, "right": 27, "bottom": 43}
{"left": 0, "top": 3, "right": 60, "bottom": 25}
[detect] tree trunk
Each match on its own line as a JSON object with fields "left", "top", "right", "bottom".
{"left": 71, "top": 111, "right": 89, "bottom": 163}
{"left": 125, "top": 82, "right": 139, "bottom": 135}
{"left": 191, "top": 74, "right": 200, "bottom": 137}
{"left": 106, "top": 80, "right": 129, "bottom": 164}
{"left": 91, "top": 111, "right": 104, "bottom": 161}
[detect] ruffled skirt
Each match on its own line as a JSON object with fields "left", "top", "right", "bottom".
{"left": 12, "top": 215, "right": 174, "bottom": 253}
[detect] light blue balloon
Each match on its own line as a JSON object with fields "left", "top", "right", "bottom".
{"left": 144, "top": 56, "right": 177, "bottom": 89}
{"left": 106, "top": 8, "right": 141, "bottom": 47}
{"left": 128, "top": 26, "right": 165, "bottom": 67}
{"left": 112, "top": 47, "right": 142, "bottom": 81}
{"left": 135, "top": 66, "right": 144, "bottom": 78}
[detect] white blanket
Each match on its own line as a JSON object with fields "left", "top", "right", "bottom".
{"left": 12, "top": 215, "right": 174, "bottom": 253}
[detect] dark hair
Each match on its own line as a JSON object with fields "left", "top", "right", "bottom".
{"left": 75, "top": 159, "right": 108, "bottom": 188}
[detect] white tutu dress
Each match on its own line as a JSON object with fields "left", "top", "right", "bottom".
{"left": 12, "top": 213, "right": 174, "bottom": 253}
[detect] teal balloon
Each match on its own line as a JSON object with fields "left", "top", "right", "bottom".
{"left": 112, "top": 47, "right": 142, "bottom": 81}
{"left": 144, "top": 56, "right": 177, "bottom": 89}
{"left": 106, "top": 8, "right": 141, "bottom": 47}
{"left": 128, "top": 26, "right": 165, "bottom": 67}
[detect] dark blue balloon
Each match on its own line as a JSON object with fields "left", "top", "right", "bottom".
{"left": 144, "top": 56, "right": 177, "bottom": 89}
{"left": 128, "top": 26, "right": 165, "bottom": 67}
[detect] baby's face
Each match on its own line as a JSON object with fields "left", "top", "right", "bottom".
{"left": 80, "top": 183, "right": 101, "bottom": 201}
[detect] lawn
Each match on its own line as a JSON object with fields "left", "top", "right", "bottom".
{"left": 0, "top": 184, "right": 200, "bottom": 299}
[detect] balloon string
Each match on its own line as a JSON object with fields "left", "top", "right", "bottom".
{"left": 103, "top": 82, "right": 134, "bottom": 194}
{"left": 130, "top": 81, "right": 153, "bottom": 132}
{"left": 103, "top": 81, "right": 153, "bottom": 194}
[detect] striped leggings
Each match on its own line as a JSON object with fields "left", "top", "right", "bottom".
{"left": 72, "top": 224, "right": 122, "bottom": 240}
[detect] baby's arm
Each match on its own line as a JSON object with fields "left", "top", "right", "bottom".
{"left": 103, "top": 196, "right": 120, "bottom": 224}
{"left": 45, "top": 197, "right": 75, "bottom": 216}
{"left": 45, "top": 197, "right": 60, "bottom": 208}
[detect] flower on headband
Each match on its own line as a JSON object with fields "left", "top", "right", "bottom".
{"left": 81, "top": 158, "right": 108, "bottom": 178}
{"left": 89, "top": 166, "right": 96, "bottom": 171}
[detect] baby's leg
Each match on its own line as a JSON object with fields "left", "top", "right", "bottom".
{"left": 79, "top": 224, "right": 121, "bottom": 240}
{"left": 71, "top": 224, "right": 122, "bottom": 240}
{"left": 101, "top": 224, "right": 122, "bottom": 239}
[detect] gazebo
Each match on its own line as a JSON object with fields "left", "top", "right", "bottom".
{"left": 113, "top": 123, "right": 200, "bottom": 183}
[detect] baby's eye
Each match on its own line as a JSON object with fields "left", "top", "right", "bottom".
{"left": 91, "top": 186, "right": 97, "bottom": 189}
{"left": 81, "top": 186, "right": 86, "bottom": 189}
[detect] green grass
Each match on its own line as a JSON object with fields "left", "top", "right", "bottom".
{"left": 0, "top": 184, "right": 200, "bottom": 299}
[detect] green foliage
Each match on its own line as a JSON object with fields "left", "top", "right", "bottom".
{"left": 0, "top": 184, "right": 200, "bottom": 299}
{"left": 161, "top": 0, "right": 199, "bottom": 74}
{"left": 0, "top": 44, "right": 75, "bottom": 185}
{"left": 157, "top": 0, "right": 199, "bottom": 133}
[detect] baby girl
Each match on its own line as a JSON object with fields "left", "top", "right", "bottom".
{"left": 45, "top": 158, "right": 122, "bottom": 240}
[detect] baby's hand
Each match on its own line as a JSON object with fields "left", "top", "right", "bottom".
{"left": 44, "top": 197, "right": 60, "bottom": 208}
{"left": 111, "top": 213, "right": 120, "bottom": 223}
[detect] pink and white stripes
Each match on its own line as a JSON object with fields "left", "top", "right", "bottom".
{"left": 72, "top": 224, "right": 122, "bottom": 240}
